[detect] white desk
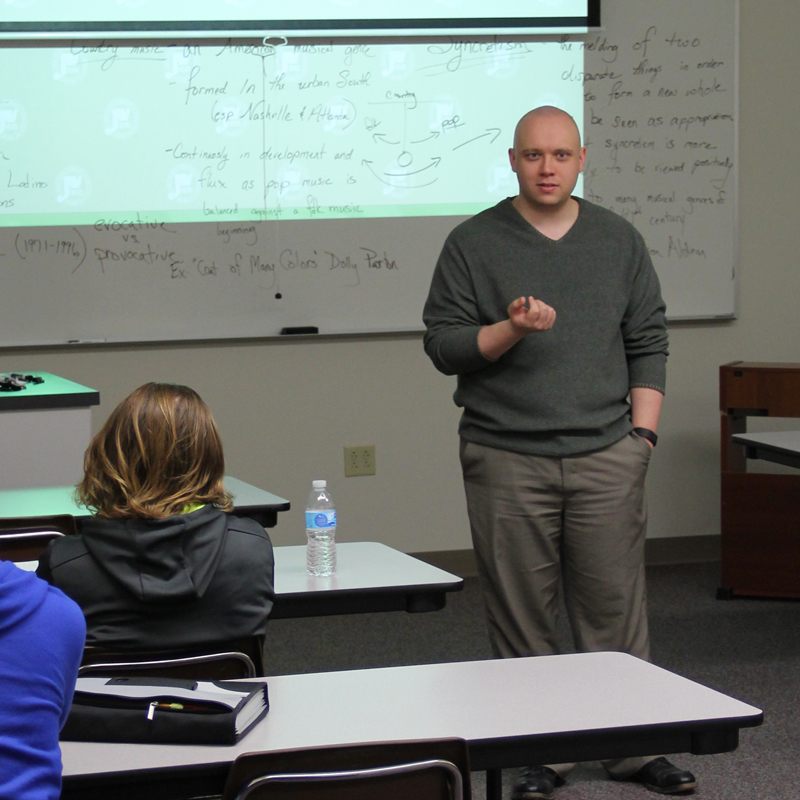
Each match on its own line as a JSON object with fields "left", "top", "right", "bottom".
{"left": 272, "top": 541, "right": 462, "bottom": 617}
{"left": 60, "top": 652, "right": 762, "bottom": 800}
{"left": 15, "top": 542, "right": 463, "bottom": 619}
{"left": 732, "top": 431, "right": 800, "bottom": 470}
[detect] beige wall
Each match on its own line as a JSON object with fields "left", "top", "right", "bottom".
{"left": 2, "top": 1, "right": 799, "bottom": 552}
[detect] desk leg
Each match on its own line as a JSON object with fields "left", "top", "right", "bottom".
{"left": 486, "top": 768, "right": 503, "bottom": 800}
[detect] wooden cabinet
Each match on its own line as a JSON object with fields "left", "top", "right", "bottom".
{"left": 719, "top": 362, "right": 800, "bottom": 598}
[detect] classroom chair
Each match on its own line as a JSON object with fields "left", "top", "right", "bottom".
{"left": 221, "top": 738, "right": 470, "bottom": 800}
{"left": 79, "top": 635, "right": 266, "bottom": 680}
{"left": 0, "top": 514, "right": 76, "bottom": 562}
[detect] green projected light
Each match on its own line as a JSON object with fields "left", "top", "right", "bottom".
{"left": 0, "top": 40, "right": 583, "bottom": 227}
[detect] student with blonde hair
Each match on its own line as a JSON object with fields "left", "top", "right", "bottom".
{"left": 37, "top": 382, "right": 275, "bottom": 649}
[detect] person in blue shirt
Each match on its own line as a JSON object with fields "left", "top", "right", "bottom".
{"left": 0, "top": 560, "right": 85, "bottom": 800}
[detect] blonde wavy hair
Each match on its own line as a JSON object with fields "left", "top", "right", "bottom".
{"left": 76, "top": 383, "right": 232, "bottom": 519}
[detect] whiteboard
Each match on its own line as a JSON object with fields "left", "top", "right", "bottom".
{"left": 0, "top": 38, "right": 582, "bottom": 346}
{"left": 0, "top": 0, "right": 738, "bottom": 346}
{"left": 580, "top": 0, "right": 737, "bottom": 319}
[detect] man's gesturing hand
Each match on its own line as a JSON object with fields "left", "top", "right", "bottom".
{"left": 508, "top": 296, "right": 556, "bottom": 334}
{"left": 478, "top": 295, "right": 556, "bottom": 360}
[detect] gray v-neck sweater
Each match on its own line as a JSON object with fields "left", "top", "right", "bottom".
{"left": 423, "top": 197, "right": 668, "bottom": 456}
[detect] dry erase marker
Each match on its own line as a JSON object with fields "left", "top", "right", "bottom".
{"left": 280, "top": 326, "right": 319, "bottom": 335}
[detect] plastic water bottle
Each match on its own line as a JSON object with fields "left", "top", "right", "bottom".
{"left": 306, "top": 479, "right": 337, "bottom": 576}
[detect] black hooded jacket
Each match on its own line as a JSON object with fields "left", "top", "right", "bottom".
{"left": 36, "top": 505, "right": 274, "bottom": 649}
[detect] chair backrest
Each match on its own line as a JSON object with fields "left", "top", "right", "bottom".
{"left": 0, "top": 514, "right": 78, "bottom": 536}
{"left": 0, "top": 514, "right": 75, "bottom": 562}
{"left": 222, "top": 738, "right": 471, "bottom": 800}
{"left": 0, "top": 530, "right": 64, "bottom": 563}
{"left": 80, "top": 635, "right": 266, "bottom": 680}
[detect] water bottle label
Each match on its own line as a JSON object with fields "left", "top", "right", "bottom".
{"left": 305, "top": 510, "right": 336, "bottom": 529}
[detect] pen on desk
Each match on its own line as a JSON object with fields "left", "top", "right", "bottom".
{"left": 147, "top": 701, "right": 186, "bottom": 720}
{"left": 65, "top": 339, "right": 107, "bottom": 344}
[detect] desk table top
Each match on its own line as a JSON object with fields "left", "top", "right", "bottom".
{"left": 12, "top": 541, "right": 462, "bottom": 618}
{"left": 732, "top": 430, "right": 800, "bottom": 454}
{"left": 0, "top": 476, "right": 289, "bottom": 519}
{"left": 273, "top": 541, "right": 461, "bottom": 597}
{"left": 732, "top": 431, "right": 800, "bottom": 469}
{"left": 0, "top": 371, "right": 99, "bottom": 411}
{"left": 61, "top": 652, "right": 762, "bottom": 780}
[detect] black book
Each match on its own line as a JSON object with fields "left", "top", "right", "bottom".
{"left": 62, "top": 677, "right": 269, "bottom": 745}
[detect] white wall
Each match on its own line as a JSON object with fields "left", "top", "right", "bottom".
{"left": 3, "top": 1, "right": 799, "bottom": 551}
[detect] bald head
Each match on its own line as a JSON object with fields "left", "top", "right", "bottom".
{"left": 513, "top": 106, "right": 582, "bottom": 151}
{"left": 508, "top": 105, "right": 586, "bottom": 218}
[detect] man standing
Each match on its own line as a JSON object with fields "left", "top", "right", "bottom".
{"left": 423, "top": 107, "right": 696, "bottom": 798}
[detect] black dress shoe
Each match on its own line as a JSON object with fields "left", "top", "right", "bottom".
{"left": 623, "top": 757, "right": 697, "bottom": 794}
{"left": 511, "top": 766, "right": 566, "bottom": 800}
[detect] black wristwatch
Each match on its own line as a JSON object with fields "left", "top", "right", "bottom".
{"left": 633, "top": 427, "right": 658, "bottom": 447}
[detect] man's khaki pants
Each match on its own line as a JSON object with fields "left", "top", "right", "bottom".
{"left": 461, "top": 432, "right": 656, "bottom": 779}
